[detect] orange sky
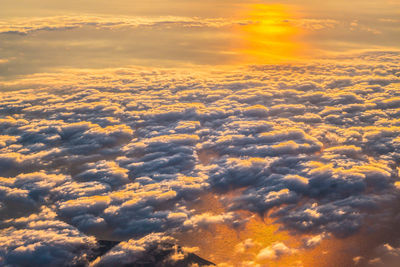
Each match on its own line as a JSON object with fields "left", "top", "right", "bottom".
{"left": 0, "top": 0, "right": 399, "bottom": 77}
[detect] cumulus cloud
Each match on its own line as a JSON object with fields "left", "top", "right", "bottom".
{"left": 1, "top": 51, "right": 400, "bottom": 265}
{"left": 0, "top": 207, "right": 97, "bottom": 266}
{"left": 256, "top": 242, "right": 297, "bottom": 260}
{"left": 90, "top": 233, "right": 214, "bottom": 266}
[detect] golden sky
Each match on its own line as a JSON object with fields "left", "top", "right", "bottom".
{"left": 0, "top": 0, "right": 399, "bottom": 77}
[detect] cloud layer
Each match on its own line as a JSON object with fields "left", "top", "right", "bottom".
{"left": 1, "top": 51, "right": 400, "bottom": 265}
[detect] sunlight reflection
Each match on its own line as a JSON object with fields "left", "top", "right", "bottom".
{"left": 174, "top": 193, "right": 350, "bottom": 266}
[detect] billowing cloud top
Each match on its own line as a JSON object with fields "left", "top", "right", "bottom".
{"left": 0, "top": 50, "right": 400, "bottom": 266}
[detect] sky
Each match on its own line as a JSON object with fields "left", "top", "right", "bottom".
{"left": 0, "top": 1, "right": 400, "bottom": 267}
{"left": 1, "top": 0, "right": 399, "bottom": 77}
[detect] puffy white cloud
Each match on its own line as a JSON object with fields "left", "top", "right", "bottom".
{"left": 90, "top": 233, "right": 173, "bottom": 266}
{"left": 257, "top": 242, "right": 297, "bottom": 260}
{"left": 90, "top": 233, "right": 214, "bottom": 266}
{"left": 0, "top": 172, "right": 70, "bottom": 219}
{"left": 0, "top": 51, "right": 400, "bottom": 265}
{"left": 0, "top": 207, "right": 97, "bottom": 266}
{"left": 75, "top": 160, "right": 129, "bottom": 188}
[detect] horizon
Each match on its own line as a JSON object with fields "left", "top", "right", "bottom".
{"left": 1, "top": 1, "right": 400, "bottom": 266}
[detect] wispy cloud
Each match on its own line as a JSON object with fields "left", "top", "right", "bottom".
{"left": 0, "top": 15, "right": 339, "bottom": 35}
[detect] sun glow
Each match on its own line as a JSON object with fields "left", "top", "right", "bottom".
{"left": 174, "top": 193, "right": 355, "bottom": 266}
{"left": 234, "top": 4, "right": 309, "bottom": 64}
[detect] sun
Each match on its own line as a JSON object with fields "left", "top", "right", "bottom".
{"left": 233, "top": 4, "right": 309, "bottom": 64}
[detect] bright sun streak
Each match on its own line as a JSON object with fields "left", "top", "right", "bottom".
{"left": 234, "top": 4, "right": 308, "bottom": 64}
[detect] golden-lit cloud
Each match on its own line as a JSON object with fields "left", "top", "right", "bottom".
{"left": 1, "top": 51, "right": 400, "bottom": 265}
{"left": 1, "top": 0, "right": 400, "bottom": 265}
